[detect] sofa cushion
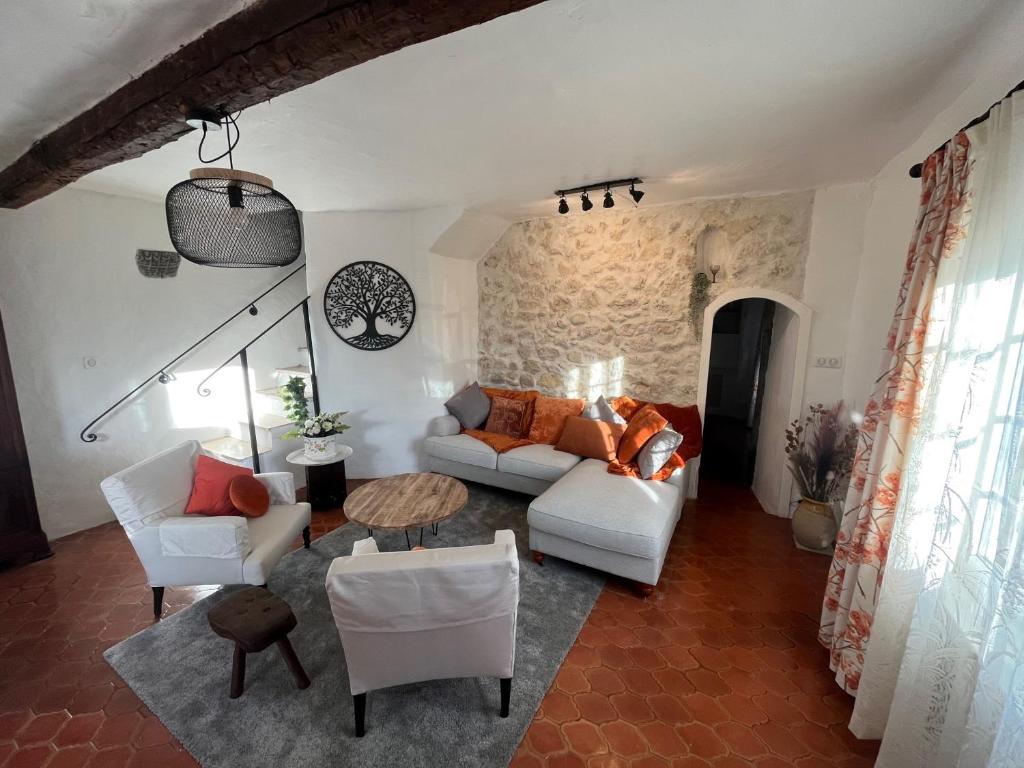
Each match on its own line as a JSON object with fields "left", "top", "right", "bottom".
{"left": 423, "top": 434, "right": 498, "bottom": 470}
{"left": 528, "top": 459, "right": 681, "bottom": 560}
{"left": 159, "top": 516, "right": 251, "bottom": 559}
{"left": 498, "top": 444, "right": 582, "bottom": 482}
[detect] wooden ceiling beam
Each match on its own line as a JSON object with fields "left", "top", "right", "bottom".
{"left": 0, "top": 0, "right": 545, "bottom": 208}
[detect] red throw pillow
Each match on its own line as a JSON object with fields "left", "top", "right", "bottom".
{"left": 185, "top": 455, "right": 252, "bottom": 516}
{"left": 229, "top": 475, "right": 270, "bottom": 518}
{"left": 653, "top": 402, "right": 704, "bottom": 460}
{"left": 617, "top": 405, "right": 669, "bottom": 465}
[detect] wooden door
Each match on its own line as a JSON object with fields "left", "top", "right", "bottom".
{"left": 0, "top": 305, "right": 50, "bottom": 563}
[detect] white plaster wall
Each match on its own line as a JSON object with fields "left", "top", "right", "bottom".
{"left": 0, "top": 188, "right": 308, "bottom": 539}
{"left": 801, "top": 184, "right": 872, "bottom": 408}
{"left": 302, "top": 207, "right": 478, "bottom": 479}
{"left": 752, "top": 305, "right": 799, "bottom": 517}
{"left": 842, "top": 2, "right": 1024, "bottom": 408}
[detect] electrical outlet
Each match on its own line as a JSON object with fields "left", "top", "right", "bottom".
{"left": 82, "top": 356, "right": 97, "bottom": 369}
{"left": 813, "top": 355, "right": 843, "bottom": 369}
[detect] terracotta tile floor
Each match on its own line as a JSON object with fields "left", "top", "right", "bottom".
{"left": 0, "top": 479, "right": 880, "bottom": 767}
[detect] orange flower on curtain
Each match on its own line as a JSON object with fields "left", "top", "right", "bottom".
{"left": 818, "top": 132, "right": 973, "bottom": 695}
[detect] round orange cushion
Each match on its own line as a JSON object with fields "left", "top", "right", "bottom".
{"left": 228, "top": 475, "right": 270, "bottom": 518}
{"left": 617, "top": 405, "right": 669, "bottom": 465}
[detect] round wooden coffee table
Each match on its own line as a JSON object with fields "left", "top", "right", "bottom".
{"left": 343, "top": 473, "right": 468, "bottom": 549}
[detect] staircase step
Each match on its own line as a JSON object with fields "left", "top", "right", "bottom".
{"left": 201, "top": 436, "right": 272, "bottom": 462}
{"left": 251, "top": 413, "right": 295, "bottom": 430}
{"left": 275, "top": 364, "right": 311, "bottom": 379}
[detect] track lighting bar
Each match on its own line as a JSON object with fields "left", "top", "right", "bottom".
{"left": 554, "top": 177, "right": 644, "bottom": 214}
{"left": 554, "top": 177, "right": 643, "bottom": 197}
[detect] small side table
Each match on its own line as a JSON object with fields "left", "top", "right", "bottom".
{"left": 286, "top": 445, "right": 353, "bottom": 511}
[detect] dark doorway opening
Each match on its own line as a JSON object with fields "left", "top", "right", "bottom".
{"left": 699, "top": 299, "right": 776, "bottom": 486}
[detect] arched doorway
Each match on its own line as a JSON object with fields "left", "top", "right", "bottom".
{"left": 692, "top": 289, "right": 811, "bottom": 517}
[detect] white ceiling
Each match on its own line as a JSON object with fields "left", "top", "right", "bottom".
{"left": 0, "top": 1, "right": 254, "bottom": 172}
{"left": 3, "top": 0, "right": 1015, "bottom": 219}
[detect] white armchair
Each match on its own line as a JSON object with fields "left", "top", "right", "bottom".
{"left": 100, "top": 440, "right": 312, "bottom": 618}
{"left": 325, "top": 530, "right": 520, "bottom": 736}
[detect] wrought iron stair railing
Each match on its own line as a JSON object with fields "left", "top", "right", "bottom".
{"left": 194, "top": 297, "right": 322, "bottom": 473}
{"left": 79, "top": 264, "right": 313, "bottom": 456}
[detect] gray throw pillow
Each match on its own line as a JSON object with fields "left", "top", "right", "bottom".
{"left": 637, "top": 426, "right": 684, "bottom": 479}
{"left": 594, "top": 395, "right": 627, "bottom": 425}
{"left": 444, "top": 381, "right": 491, "bottom": 429}
{"left": 581, "top": 402, "right": 601, "bottom": 419}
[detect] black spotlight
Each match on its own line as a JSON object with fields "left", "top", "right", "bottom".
{"left": 558, "top": 195, "right": 569, "bottom": 215}
{"left": 581, "top": 192, "right": 593, "bottom": 212}
{"left": 630, "top": 183, "right": 644, "bottom": 204}
{"left": 603, "top": 188, "right": 614, "bottom": 208}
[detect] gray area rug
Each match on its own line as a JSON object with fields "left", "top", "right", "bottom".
{"left": 104, "top": 483, "right": 604, "bottom": 768}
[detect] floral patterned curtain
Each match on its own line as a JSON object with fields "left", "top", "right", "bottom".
{"left": 857, "top": 91, "right": 1024, "bottom": 766}
{"left": 818, "top": 131, "right": 975, "bottom": 696}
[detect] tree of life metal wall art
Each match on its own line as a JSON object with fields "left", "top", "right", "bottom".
{"left": 323, "top": 261, "right": 416, "bottom": 351}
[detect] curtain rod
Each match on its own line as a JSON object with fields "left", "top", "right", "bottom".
{"left": 909, "top": 77, "right": 1024, "bottom": 178}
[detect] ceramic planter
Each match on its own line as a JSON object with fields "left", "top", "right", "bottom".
{"left": 304, "top": 435, "right": 334, "bottom": 459}
{"left": 792, "top": 497, "right": 838, "bottom": 552}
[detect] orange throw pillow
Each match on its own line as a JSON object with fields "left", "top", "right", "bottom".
{"left": 484, "top": 396, "right": 531, "bottom": 437}
{"left": 185, "top": 455, "right": 252, "bottom": 517}
{"left": 555, "top": 416, "right": 627, "bottom": 462}
{"left": 611, "top": 395, "right": 647, "bottom": 421}
{"left": 228, "top": 475, "right": 270, "bottom": 518}
{"left": 482, "top": 387, "right": 538, "bottom": 403}
{"left": 528, "top": 396, "right": 586, "bottom": 444}
{"left": 483, "top": 387, "right": 538, "bottom": 435}
{"left": 653, "top": 402, "right": 704, "bottom": 460}
{"left": 617, "top": 405, "right": 669, "bottom": 465}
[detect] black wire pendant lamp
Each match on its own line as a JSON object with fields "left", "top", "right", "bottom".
{"left": 165, "top": 109, "right": 301, "bottom": 268}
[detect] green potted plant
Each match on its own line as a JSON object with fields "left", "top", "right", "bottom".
{"left": 784, "top": 402, "right": 858, "bottom": 552}
{"left": 279, "top": 376, "right": 350, "bottom": 459}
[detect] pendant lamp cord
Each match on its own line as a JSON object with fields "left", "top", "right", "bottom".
{"left": 197, "top": 112, "right": 241, "bottom": 165}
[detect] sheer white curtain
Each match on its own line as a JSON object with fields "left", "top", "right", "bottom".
{"left": 849, "top": 92, "right": 1024, "bottom": 766}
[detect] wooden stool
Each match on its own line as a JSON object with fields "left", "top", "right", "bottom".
{"left": 207, "top": 587, "right": 310, "bottom": 699}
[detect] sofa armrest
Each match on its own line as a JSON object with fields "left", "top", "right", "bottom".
{"left": 429, "top": 415, "right": 461, "bottom": 437}
{"left": 352, "top": 537, "right": 379, "bottom": 556}
{"left": 254, "top": 472, "right": 296, "bottom": 505}
{"left": 158, "top": 516, "right": 251, "bottom": 559}
{"left": 664, "top": 466, "right": 685, "bottom": 490}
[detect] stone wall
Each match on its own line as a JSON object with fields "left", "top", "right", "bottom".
{"left": 477, "top": 191, "right": 814, "bottom": 405}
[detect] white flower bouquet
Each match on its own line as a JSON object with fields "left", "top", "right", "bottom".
{"left": 286, "top": 411, "right": 350, "bottom": 459}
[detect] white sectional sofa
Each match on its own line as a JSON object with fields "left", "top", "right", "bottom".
{"left": 424, "top": 414, "right": 694, "bottom": 594}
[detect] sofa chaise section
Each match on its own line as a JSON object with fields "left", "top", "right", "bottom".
{"left": 527, "top": 459, "right": 684, "bottom": 595}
